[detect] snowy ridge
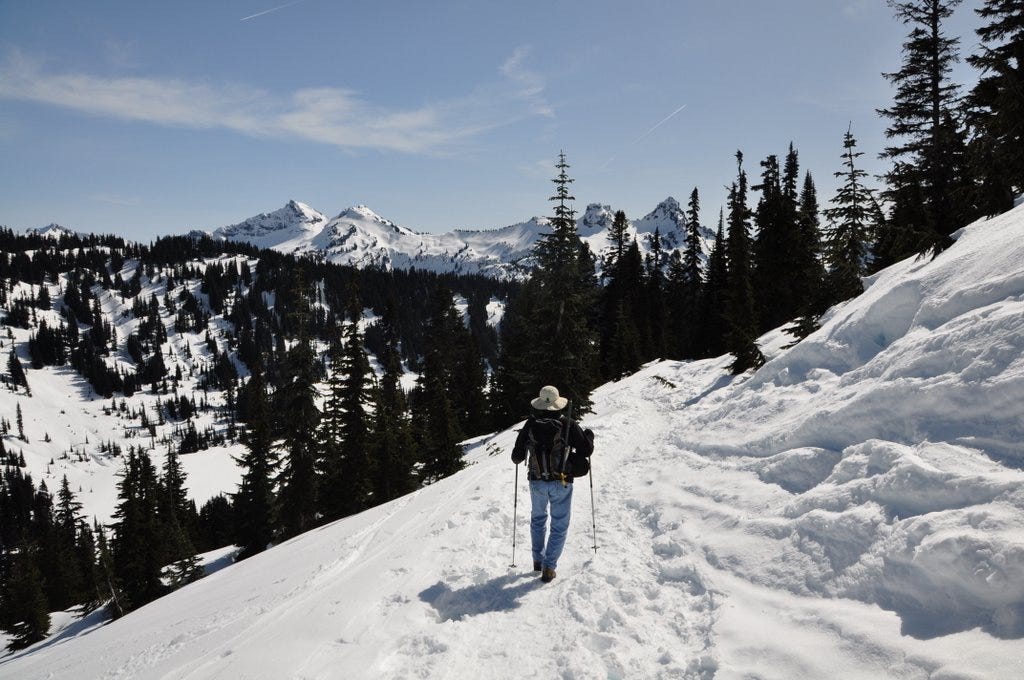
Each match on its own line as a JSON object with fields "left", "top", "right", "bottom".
{"left": 24, "top": 224, "right": 79, "bottom": 239}
{"left": 213, "top": 200, "right": 327, "bottom": 249}
{"left": 206, "top": 198, "right": 712, "bottom": 279}
{"left": 3, "top": 205, "right": 1024, "bottom": 677}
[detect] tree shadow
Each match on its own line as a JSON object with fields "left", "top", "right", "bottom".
{"left": 419, "top": 573, "right": 541, "bottom": 622}
{"left": 877, "top": 594, "right": 1024, "bottom": 641}
{"left": 0, "top": 604, "right": 111, "bottom": 664}
{"left": 682, "top": 373, "right": 737, "bottom": 408}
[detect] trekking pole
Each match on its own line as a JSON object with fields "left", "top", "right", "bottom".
{"left": 589, "top": 457, "right": 598, "bottom": 553}
{"left": 510, "top": 462, "right": 519, "bottom": 568}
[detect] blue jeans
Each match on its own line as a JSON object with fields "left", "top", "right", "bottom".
{"left": 530, "top": 480, "right": 573, "bottom": 570}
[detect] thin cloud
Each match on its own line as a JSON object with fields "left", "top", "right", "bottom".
{"left": 842, "top": 0, "right": 872, "bottom": 19}
{"left": 501, "top": 46, "right": 554, "bottom": 118}
{"left": 88, "top": 193, "right": 141, "bottom": 207}
{"left": 0, "top": 50, "right": 550, "bottom": 155}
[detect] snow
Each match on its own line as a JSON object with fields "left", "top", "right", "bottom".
{"left": 205, "top": 197, "right": 710, "bottom": 280}
{"left": 4, "top": 205, "right": 1024, "bottom": 677}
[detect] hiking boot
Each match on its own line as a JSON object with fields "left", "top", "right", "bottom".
{"left": 541, "top": 567, "right": 556, "bottom": 583}
{"left": 533, "top": 561, "right": 542, "bottom": 572}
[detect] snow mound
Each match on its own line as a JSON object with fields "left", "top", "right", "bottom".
{"left": 683, "top": 202, "right": 1024, "bottom": 464}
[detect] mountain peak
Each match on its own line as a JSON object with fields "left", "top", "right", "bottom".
{"left": 579, "top": 203, "right": 615, "bottom": 233}
{"left": 642, "top": 196, "right": 683, "bottom": 221}
{"left": 28, "top": 223, "right": 75, "bottom": 239}
{"left": 337, "top": 205, "right": 387, "bottom": 223}
{"left": 213, "top": 201, "right": 326, "bottom": 246}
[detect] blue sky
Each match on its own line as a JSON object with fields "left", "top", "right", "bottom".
{"left": 0, "top": 0, "right": 984, "bottom": 239}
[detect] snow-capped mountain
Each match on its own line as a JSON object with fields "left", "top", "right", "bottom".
{"left": 207, "top": 198, "right": 710, "bottom": 279}
{"left": 25, "top": 224, "right": 79, "bottom": 239}
{"left": 4, "top": 202, "right": 1024, "bottom": 678}
{"left": 213, "top": 200, "right": 327, "bottom": 248}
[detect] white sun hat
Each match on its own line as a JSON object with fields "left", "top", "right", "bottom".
{"left": 531, "top": 385, "right": 568, "bottom": 411}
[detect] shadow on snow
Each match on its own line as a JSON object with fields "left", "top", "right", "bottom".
{"left": 419, "top": 572, "right": 541, "bottom": 622}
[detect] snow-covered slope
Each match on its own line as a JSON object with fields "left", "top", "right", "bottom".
{"left": 213, "top": 200, "right": 327, "bottom": 250}
{"left": 208, "top": 198, "right": 712, "bottom": 279}
{"left": 4, "top": 206, "right": 1023, "bottom": 678}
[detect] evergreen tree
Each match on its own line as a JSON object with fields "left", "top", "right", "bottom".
{"left": 824, "top": 127, "right": 879, "bottom": 304}
{"left": 413, "top": 286, "right": 468, "bottom": 483}
{"left": 50, "top": 475, "right": 86, "bottom": 608}
{"left": 699, "top": 211, "right": 729, "bottom": 358}
{"left": 275, "top": 269, "right": 321, "bottom": 539}
{"left": 8, "top": 349, "right": 29, "bottom": 395}
{"left": 0, "top": 543, "right": 51, "bottom": 650}
{"left": 333, "top": 294, "right": 374, "bottom": 516}
{"left": 233, "top": 360, "right": 277, "bottom": 559}
{"left": 965, "top": 0, "right": 1024, "bottom": 213}
{"left": 111, "top": 449, "right": 165, "bottom": 611}
{"left": 787, "top": 171, "right": 828, "bottom": 340}
{"left": 752, "top": 153, "right": 793, "bottom": 332}
{"left": 73, "top": 521, "right": 100, "bottom": 610}
{"left": 317, "top": 336, "right": 348, "bottom": 521}
{"left": 159, "top": 449, "right": 202, "bottom": 586}
{"left": 723, "top": 152, "right": 765, "bottom": 373}
{"left": 514, "top": 152, "right": 600, "bottom": 410}
{"left": 598, "top": 211, "right": 644, "bottom": 379}
{"left": 369, "top": 298, "right": 418, "bottom": 503}
{"left": 644, "top": 228, "right": 668, "bottom": 359}
{"left": 664, "top": 188, "right": 705, "bottom": 360}
{"left": 93, "top": 520, "right": 123, "bottom": 617}
{"left": 16, "top": 402, "right": 26, "bottom": 442}
{"left": 878, "top": 0, "right": 972, "bottom": 255}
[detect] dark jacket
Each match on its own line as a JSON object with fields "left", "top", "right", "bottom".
{"left": 511, "top": 412, "right": 594, "bottom": 483}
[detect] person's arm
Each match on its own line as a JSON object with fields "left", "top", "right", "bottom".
{"left": 511, "top": 418, "right": 532, "bottom": 464}
{"left": 570, "top": 421, "right": 594, "bottom": 457}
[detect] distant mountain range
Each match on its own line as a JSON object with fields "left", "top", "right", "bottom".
{"left": 200, "top": 198, "right": 715, "bottom": 280}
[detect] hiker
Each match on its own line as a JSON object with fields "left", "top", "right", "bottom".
{"left": 511, "top": 385, "right": 594, "bottom": 582}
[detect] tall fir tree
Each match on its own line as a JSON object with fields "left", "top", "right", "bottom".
{"left": 752, "top": 153, "right": 794, "bottom": 332}
{"left": 369, "top": 298, "right": 418, "bottom": 503}
{"left": 723, "top": 152, "right": 765, "bottom": 373}
{"left": 413, "top": 286, "right": 469, "bottom": 483}
{"left": 275, "top": 268, "right": 322, "bottom": 539}
{"left": 0, "top": 543, "right": 51, "bottom": 650}
{"left": 8, "top": 349, "right": 29, "bottom": 395}
{"left": 965, "top": 0, "right": 1024, "bottom": 213}
{"left": 159, "top": 449, "right": 202, "bottom": 587}
{"left": 334, "top": 294, "right": 374, "bottom": 516}
{"left": 49, "top": 475, "right": 86, "bottom": 609}
{"left": 111, "top": 449, "right": 165, "bottom": 611}
{"left": 666, "top": 187, "right": 705, "bottom": 359}
{"left": 598, "top": 211, "right": 644, "bottom": 379}
{"left": 878, "top": 0, "right": 973, "bottom": 257}
{"left": 316, "top": 336, "right": 348, "bottom": 521}
{"left": 699, "top": 210, "right": 729, "bottom": 358}
{"left": 519, "top": 151, "right": 600, "bottom": 410}
{"left": 824, "top": 127, "right": 879, "bottom": 304}
{"left": 644, "top": 228, "right": 668, "bottom": 360}
{"left": 233, "top": 359, "right": 277, "bottom": 559}
{"left": 787, "top": 171, "right": 829, "bottom": 340}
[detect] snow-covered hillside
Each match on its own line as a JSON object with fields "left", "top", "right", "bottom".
{"left": 3, "top": 205, "right": 1023, "bottom": 678}
{"left": 208, "top": 198, "right": 712, "bottom": 280}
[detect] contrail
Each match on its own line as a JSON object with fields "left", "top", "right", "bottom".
{"left": 601, "top": 103, "right": 688, "bottom": 169}
{"left": 241, "top": 0, "right": 308, "bottom": 21}
{"left": 633, "top": 103, "right": 687, "bottom": 144}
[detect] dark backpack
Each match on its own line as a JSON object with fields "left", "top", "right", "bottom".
{"left": 526, "top": 416, "right": 590, "bottom": 480}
